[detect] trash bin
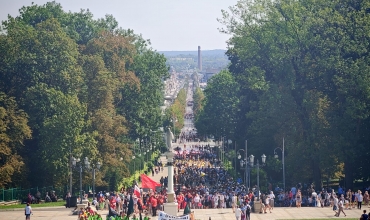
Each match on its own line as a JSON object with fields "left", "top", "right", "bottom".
{"left": 69, "top": 196, "right": 77, "bottom": 207}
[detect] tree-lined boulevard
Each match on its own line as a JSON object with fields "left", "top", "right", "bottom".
{"left": 1, "top": 0, "right": 370, "bottom": 220}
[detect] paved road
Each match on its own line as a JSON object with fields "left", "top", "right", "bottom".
{"left": 0, "top": 205, "right": 365, "bottom": 220}
{"left": 1, "top": 158, "right": 365, "bottom": 220}
{"left": 0, "top": 156, "right": 366, "bottom": 219}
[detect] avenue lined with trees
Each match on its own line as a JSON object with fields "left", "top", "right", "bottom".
{"left": 196, "top": 0, "right": 370, "bottom": 190}
{"left": 1, "top": 0, "right": 370, "bottom": 205}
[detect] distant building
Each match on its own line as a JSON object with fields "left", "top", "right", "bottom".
{"left": 198, "top": 46, "right": 202, "bottom": 71}
{"left": 202, "top": 68, "right": 221, "bottom": 82}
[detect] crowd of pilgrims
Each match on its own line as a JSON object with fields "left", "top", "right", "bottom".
{"left": 178, "top": 128, "right": 197, "bottom": 143}
{"left": 172, "top": 144, "right": 255, "bottom": 211}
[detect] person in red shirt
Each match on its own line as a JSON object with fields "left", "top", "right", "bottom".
{"left": 158, "top": 195, "right": 164, "bottom": 211}
{"left": 151, "top": 196, "right": 158, "bottom": 217}
{"left": 110, "top": 196, "right": 116, "bottom": 210}
{"left": 249, "top": 192, "right": 254, "bottom": 202}
{"left": 177, "top": 193, "right": 184, "bottom": 212}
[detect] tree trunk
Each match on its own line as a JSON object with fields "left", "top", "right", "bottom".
{"left": 344, "top": 157, "right": 353, "bottom": 190}
{"left": 312, "top": 158, "right": 322, "bottom": 191}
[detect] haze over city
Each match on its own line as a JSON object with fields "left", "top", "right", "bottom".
{"left": 0, "top": 0, "right": 238, "bottom": 51}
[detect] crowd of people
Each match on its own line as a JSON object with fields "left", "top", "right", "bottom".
{"left": 25, "top": 84, "right": 370, "bottom": 220}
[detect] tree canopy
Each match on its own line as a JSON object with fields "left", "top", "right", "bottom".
{"left": 0, "top": 1, "right": 169, "bottom": 189}
{"left": 196, "top": 0, "right": 370, "bottom": 189}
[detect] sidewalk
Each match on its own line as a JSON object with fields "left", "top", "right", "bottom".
{"left": 139, "top": 155, "right": 169, "bottom": 188}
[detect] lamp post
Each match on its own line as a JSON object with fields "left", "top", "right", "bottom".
{"left": 237, "top": 140, "right": 249, "bottom": 191}
{"left": 248, "top": 154, "right": 267, "bottom": 201}
{"left": 237, "top": 140, "right": 267, "bottom": 201}
{"left": 72, "top": 157, "right": 89, "bottom": 204}
{"left": 274, "top": 138, "right": 285, "bottom": 191}
{"left": 132, "top": 155, "right": 136, "bottom": 179}
{"left": 84, "top": 158, "right": 101, "bottom": 200}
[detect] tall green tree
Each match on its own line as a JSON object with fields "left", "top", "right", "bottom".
{"left": 0, "top": 93, "right": 31, "bottom": 188}
{"left": 195, "top": 70, "right": 239, "bottom": 140}
{"left": 207, "top": 0, "right": 370, "bottom": 188}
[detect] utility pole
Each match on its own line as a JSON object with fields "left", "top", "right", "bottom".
{"left": 283, "top": 137, "right": 285, "bottom": 191}
{"left": 245, "top": 140, "right": 248, "bottom": 191}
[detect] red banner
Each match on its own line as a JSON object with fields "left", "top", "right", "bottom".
{"left": 140, "top": 174, "right": 162, "bottom": 190}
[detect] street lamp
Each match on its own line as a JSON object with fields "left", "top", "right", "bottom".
{"left": 237, "top": 140, "right": 249, "bottom": 191}
{"left": 248, "top": 154, "right": 266, "bottom": 201}
{"left": 132, "top": 155, "right": 136, "bottom": 177}
{"left": 238, "top": 149, "right": 248, "bottom": 188}
{"left": 274, "top": 138, "right": 285, "bottom": 192}
{"left": 84, "top": 158, "right": 102, "bottom": 200}
{"left": 72, "top": 156, "right": 89, "bottom": 204}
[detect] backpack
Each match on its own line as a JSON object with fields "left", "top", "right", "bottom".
{"left": 246, "top": 205, "right": 251, "bottom": 214}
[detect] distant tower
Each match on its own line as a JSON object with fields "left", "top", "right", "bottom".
{"left": 198, "top": 46, "right": 202, "bottom": 71}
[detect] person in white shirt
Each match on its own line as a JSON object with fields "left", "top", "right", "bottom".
{"left": 232, "top": 194, "right": 238, "bottom": 212}
{"left": 193, "top": 194, "right": 200, "bottom": 209}
{"left": 269, "top": 191, "right": 275, "bottom": 209}
{"left": 116, "top": 195, "right": 121, "bottom": 213}
{"left": 220, "top": 194, "right": 225, "bottom": 209}
{"left": 336, "top": 198, "right": 346, "bottom": 217}
{"left": 235, "top": 205, "right": 242, "bottom": 220}
{"left": 357, "top": 191, "right": 363, "bottom": 210}
{"left": 333, "top": 195, "right": 339, "bottom": 216}
{"left": 213, "top": 194, "right": 219, "bottom": 208}
{"left": 311, "top": 190, "right": 318, "bottom": 207}
{"left": 265, "top": 196, "right": 271, "bottom": 213}
{"left": 25, "top": 203, "right": 32, "bottom": 220}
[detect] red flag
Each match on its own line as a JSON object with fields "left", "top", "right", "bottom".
{"left": 134, "top": 185, "right": 141, "bottom": 198}
{"left": 140, "top": 174, "right": 161, "bottom": 191}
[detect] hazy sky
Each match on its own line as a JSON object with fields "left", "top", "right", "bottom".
{"left": 0, "top": 0, "right": 238, "bottom": 51}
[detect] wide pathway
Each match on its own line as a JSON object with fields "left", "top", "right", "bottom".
{"left": 0, "top": 160, "right": 366, "bottom": 219}
{"left": 0, "top": 204, "right": 365, "bottom": 220}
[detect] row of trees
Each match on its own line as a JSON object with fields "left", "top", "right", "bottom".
{"left": 0, "top": 2, "right": 169, "bottom": 190}
{"left": 196, "top": 0, "right": 370, "bottom": 189}
{"left": 163, "top": 85, "right": 188, "bottom": 138}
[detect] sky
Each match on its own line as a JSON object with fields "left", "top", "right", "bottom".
{"left": 0, "top": 0, "right": 238, "bottom": 51}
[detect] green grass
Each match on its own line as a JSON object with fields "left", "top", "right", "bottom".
{"left": 0, "top": 201, "right": 65, "bottom": 209}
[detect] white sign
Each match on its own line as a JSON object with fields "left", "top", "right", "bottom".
{"left": 157, "top": 211, "right": 190, "bottom": 220}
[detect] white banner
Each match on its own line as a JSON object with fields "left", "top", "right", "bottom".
{"left": 158, "top": 211, "right": 190, "bottom": 220}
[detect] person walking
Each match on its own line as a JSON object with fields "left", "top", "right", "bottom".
{"left": 296, "top": 191, "right": 302, "bottom": 208}
{"left": 25, "top": 203, "right": 32, "bottom": 220}
{"left": 364, "top": 191, "right": 369, "bottom": 207}
{"left": 245, "top": 203, "right": 252, "bottom": 220}
{"left": 358, "top": 191, "right": 364, "bottom": 210}
{"left": 336, "top": 198, "right": 346, "bottom": 217}
{"left": 232, "top": 193, "right": 238, "bottom": 213}
{"left": 333, "top": 195, "right": 339, "bottom": 216}
{"left": 65, "top": 191, "right": 71, "bottom": 208}
{"left": 235, "top": 205, "right": 242, "bottom": 220}
{"left": 269, "top": 191, "right": 275, "bottom": 210}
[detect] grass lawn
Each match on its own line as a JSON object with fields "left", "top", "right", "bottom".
{"left": 0, "top": 201, "right": 65, "bottom": 209}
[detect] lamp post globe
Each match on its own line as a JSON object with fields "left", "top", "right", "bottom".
{"left": 261, "top": 154, "right": 266, "bottom": 163}
{"left": 249, "top": 155, "right": 255, "bottom": 165}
